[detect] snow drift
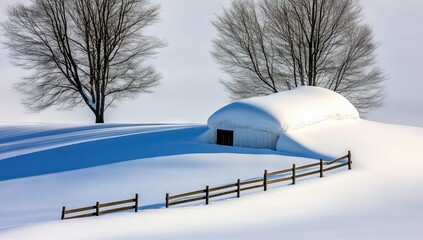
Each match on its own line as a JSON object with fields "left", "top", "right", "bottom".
{"left": 207, "top": 86, "right": 359, "bottom": 149}
{"left": 1, "top": 120, "right": 423, "bottom": 240}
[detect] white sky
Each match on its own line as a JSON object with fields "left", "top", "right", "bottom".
{"left": 0, "top": 0, "right": 422, "bottom": 127}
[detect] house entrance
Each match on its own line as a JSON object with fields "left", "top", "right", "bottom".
{"left": 216, "top": 129, "right": 234, "bottom": 146}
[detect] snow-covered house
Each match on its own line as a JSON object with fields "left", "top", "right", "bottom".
{"left": 206, "top": 86, "right": 359, "bottom": 150}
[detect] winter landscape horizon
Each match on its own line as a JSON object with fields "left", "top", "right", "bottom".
{"left": 0, "top": 0, "right": 422, "bottom": 240}
{"left": 0, "top": 0, "right": 422, "bottom": 127}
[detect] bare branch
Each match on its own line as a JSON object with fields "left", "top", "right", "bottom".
{"left": 212, "top": 0, "right": 385, "bottom": 115}
{"left": 3, "top": 0, "right": 166, "bottom": 122}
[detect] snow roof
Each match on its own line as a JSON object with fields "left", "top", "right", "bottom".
{"left": 208, "top": 86, "right": 359, "bottom": 132}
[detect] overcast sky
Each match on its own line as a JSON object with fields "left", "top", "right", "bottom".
{"left": 0, "top": 0, "right": 422, "bottom": 127}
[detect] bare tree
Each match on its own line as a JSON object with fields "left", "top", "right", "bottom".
{"left": 212, "top": 0, "right": 385, "bottom": 115}
{"left": 211, "top": 0, "right": 290, "bottom": 99}
{"left": 3, "top": 0, "right": 166, "bottom": 123}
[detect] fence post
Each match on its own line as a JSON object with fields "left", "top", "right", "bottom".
{"left": 205, "top": 186, "right": 210, "bottom": 205}
{"left": 348, "top": 150, "right": 352, "bottom": 170}
{"left": 320, "top": 159, "right": 323, "bottom": 178}
{"left": 264, "top": 170, "right": 268, "bottom": 191}
{"left": 165, "top": 193, "right": 169, "bottom": 208}
{"left": 237, "top": 179, "right": 241, "bottom": 198}
{"left": 61, "top": 206, "right": 66, "bottom": 220}
{"left": 95, "top": 202, "right": 100, "bottom": 216}
{"left": 135, "top": 193, "right": 139, "bottom": 213}
{"left": 292, "top": 164, "right": 296, "bottom": 185}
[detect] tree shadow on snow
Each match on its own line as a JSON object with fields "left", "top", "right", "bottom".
{"left": 0, "top": 125, "right": 331, "bottom": 181}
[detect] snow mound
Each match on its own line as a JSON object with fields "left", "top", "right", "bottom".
{"left": 208, "top": 86, "right": 359, "bottom": 132}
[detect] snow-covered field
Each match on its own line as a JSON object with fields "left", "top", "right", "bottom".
{"left": 0, "top": 119, "right": 422, "bottom": 239}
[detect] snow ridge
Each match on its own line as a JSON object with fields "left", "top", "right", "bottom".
{"left": 208, "top": 86, "right": 360, "bottom": 133}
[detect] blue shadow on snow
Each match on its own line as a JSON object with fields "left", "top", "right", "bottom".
{"left": 0, "top": 125, "right": 331, "bottom": 181}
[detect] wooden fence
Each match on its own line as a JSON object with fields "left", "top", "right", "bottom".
{"left": 61, "top": 194, "right": 138, "bottom": 220}
{"left": 166, "top": 151, "right": 352, "bottom": 208}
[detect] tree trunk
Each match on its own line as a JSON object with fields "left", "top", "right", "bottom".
{"left": 95, "top": 112, "right": 104, "bottom": 123}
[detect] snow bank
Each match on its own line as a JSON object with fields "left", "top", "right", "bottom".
{"left": 1, "top": 120, "right": 423, "bottom": 240}
{"left": 0, "top": 123, "right": 314, "bottom": 229}
{"left": 208, "top": 86, "right": 359, "bottom": 133}
{"left": 0, "top": 124, "right": 196, "bottom": 180}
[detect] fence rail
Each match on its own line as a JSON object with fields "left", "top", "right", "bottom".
{"left": 61, "top": 194, "right": 138, "bottom": 220}
{"left": 166, "top": 151, "right": 352, "bottom": 208}
{"left": 60, "top": 151, "right": 353, "bottom": 219}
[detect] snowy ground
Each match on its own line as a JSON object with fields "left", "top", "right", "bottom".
{"left": 0, "top": 120, "right": 422, "bottom": 239}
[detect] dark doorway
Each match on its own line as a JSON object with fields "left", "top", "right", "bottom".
{"left": 216, "top": 129, "right": 234, "bottom": 146}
